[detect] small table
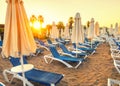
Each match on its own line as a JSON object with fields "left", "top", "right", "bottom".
{"left": 11, "top": 64, "right": 34, "bottom": 73}
{"left": 72, "top": 50, "right": 81, "bottom": 53}
{"left": 65, "top": 39, "right": 70, "bottom": 42}
{"left": 53, "top": 42, "right": 58, "bottom": 45}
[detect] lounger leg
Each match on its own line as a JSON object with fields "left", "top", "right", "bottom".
{"left": 3, "top": 69, "right": 14, "bottom": 82}
{"left": 1, "top": 52, "right": 6, "bottom": 58}
{"left": 50, "top": 83, "right": 55, "bottom": 86}
{"left": 16, "top": 75, "right": 34, "bottom": 86}
{"left": 54, "top": 59, "right": 73, "bottom": 68}
{"left": 84, "top": 55, "right": 88, "bottom": 59}
{"left": 44, "top": 55, "right": 73, "bottom": 68}
{"left": 108, "top": 78, "right": 112, "bottom": 86}
{"left": 108, "top": 78, "right": 120, "bottom": 86}
{"left": 3, "top": 69, "right": 34, "bottom": 86}
{"left": 44, "top": 55, "right": 54, "bottom": 64}
{"left": 91, "top": 50, "right": 96, "bottom": 55}
{"left": 75, "top": 61, "right": 82, "bottom": 68}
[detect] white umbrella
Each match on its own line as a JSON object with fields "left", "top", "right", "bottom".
{"left": 71, "top": 12, "right": 84, "bottom": 52}
{"left": 87, "top": 18, "right": 95, "bottom": 48}
{"left": 88, "top": 18, "right": 95, "bottom": 40}
{"left": 118, "top": 25, "right": 120, "bottom": 35}
{"left": 94, "top": 22, "right": 100, "bottom": 37}
{"left": 63, "top": 23, "right": 70, "bottom": 39}
{"left": 114, "top": 23, "right": 118, "bottom": 37}
{"left": 109, "top": 24, "right": 113, "bottom": 35}
{"left": 61, "top": 28, "right": 64, "bottom": 38}
{"left": 2, "top": 0, "right": 37, "bottom": 86}
{"left": 50, "top": 22, "right": 59, "bottom": 38}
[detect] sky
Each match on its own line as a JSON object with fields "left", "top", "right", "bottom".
{"left": 0, "top": 0, "right": 120, "bottom": 27}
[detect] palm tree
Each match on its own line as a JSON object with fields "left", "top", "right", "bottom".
{"left": 46, "top": 24, "right": 52, "bottom": 38}
{"left": 30, "top": 15, "right": 37, "bottom": 37}
{"left": 68, "top": 17, "right": 74, "bottom": 37}
{"left": 38, "top": 15, "right": 44, "bottom": 29}
{"left": 87, "top": 21, "right": 90, "bottom": 28}
{"left": 57, "top": 21, "right": 65, "bottom": 38}
{"left": 30, "top": 15, "right": 37, "bottom": 24}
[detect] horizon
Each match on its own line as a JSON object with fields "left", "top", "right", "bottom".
{"left": 0, "top": 0, "right": 120, "bottom": 27}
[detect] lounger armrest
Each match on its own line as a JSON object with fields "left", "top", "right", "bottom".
{"left": 60, "top": 52, "right": 75, "bottom": 58}
{"left": 78, "top": 45, "right": 88, "bottom": 48}
{"left": 68, "top": 47, "right": 74, "bottom": 51}
{"left": 68, "top": 47, "right": 85, "bottom": 53}
{"left": 39, "top": 45, "right": 49, "bottom": 51}
{"left": 114, "top": 60, "right": 120, "bottom": 66}
{"left": 74, "top": 49, "right": 86, "bottom": 53}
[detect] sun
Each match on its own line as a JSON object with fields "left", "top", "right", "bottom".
{"left": 33, "top": 21, "right": 40, "bottom": 30}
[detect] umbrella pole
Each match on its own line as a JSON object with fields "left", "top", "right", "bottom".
{"left": 20, "top": 55, "right": 26, "bottom": 86}
{"left": 91, "top": 39, "right": 92, "bottom": 48}
{"left": 76, "top": 22, "right": 77, "bottom": 57}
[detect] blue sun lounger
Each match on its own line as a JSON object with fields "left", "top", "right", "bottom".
{"left": 72, "top": 43, "right": 95, "bottom": 55}
{"left": 58, "top": 43, "right": 88, "bottom": 58}
{"left": 44, "top": 45, "right": 84, "bottom": 68}
{"left": 3, "top": 56, "right": 63, "bottom": 86}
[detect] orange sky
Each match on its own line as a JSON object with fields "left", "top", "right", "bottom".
{"left": 0, "top": 0, "right": 120, "bottom": 27}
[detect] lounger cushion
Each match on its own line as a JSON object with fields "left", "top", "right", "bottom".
{"left": 25, "top": 69, "right": 63, "bottom": 85}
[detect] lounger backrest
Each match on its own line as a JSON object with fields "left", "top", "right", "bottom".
{"left": 55, "top": 38, "right": 59, "bottom": 42}
{"left": 59, "top": 43, "right": 69, "bottom": 53}
{"left": 84, "top": 37, "right": 89, "bottom": 43}
{"left": 9, "top": 56, "right": 28, "bottom": 66}
{"left": 49, "top": 45, "right": 60, "bottom": 57}
{"left": 39, "top": 40, "right": 45, "bottom": 46}
{"left": 60, "top": 38, "right": 64, "bottom": 41}
{"left": 0, "top": 41, "right": 3, "bottom": 46}
{"left": 47, "top": 39, "right": 52, "bottom": 44}
{"left": 72, "top": 43, "right": 76, "bottom": 48}
{"left": 112, "top": 39, "right": 118, "bottom": 46}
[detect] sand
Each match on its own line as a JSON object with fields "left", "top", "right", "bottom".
{"left": 0, "top": 42, "right": 120, "bottom": 86}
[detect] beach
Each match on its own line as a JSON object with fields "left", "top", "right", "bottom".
{"left": 0, "top": 42, "right": 120, "bottom": 86}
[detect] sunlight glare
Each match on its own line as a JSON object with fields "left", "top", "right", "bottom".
{"left": 33, "top": 21, "right": 40, "bottom": 30}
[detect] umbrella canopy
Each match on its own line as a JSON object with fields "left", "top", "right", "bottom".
{"left": 109, "top": 24, "right": 113, "bottom": 35}
{"left": 71, "top": 12, "right": 84, "bottom": 44}
{"left": 87, "top": 18, "right": 95, "bottom": 40}
{"left": 50, "top": 22, "right": 59, "bottom": 38}
{"left": 2, "top": 0, "right": 36, "bottom": 58}
{"left": 63, "top": 23, "right": 70, "bottom": 39}
{"left": 94, "top": 22, "right": 100, "bottom": 37}
{"left": 2, "top": 0, "right": 37, "bottom": 85}
{"left": 114, "top": 23, "right": 119, "bottom": 36}
{"left": 118, "top": 25, "right": 120, "bottom": 35}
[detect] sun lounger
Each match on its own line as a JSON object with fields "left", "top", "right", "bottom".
{"left": 3, "top": 56, "right": 63, "bottom": 86}
{"left": 72, "top": 43, "right": 96, "bottom": 55}
{"left": 44, "top": 45, "right": 84, "bottom": 68}
{"left": 58, "top": 43, "right": 88, "bottom": 58}
{"left": 47, "top": 38, "right": 59, "bottom": 47}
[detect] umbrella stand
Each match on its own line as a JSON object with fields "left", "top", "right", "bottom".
{"left": 20, "top": 55, "right": 34, "bottom": 86}
{"left": 20, "top": 55, "right": 26, "bottom": 86}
